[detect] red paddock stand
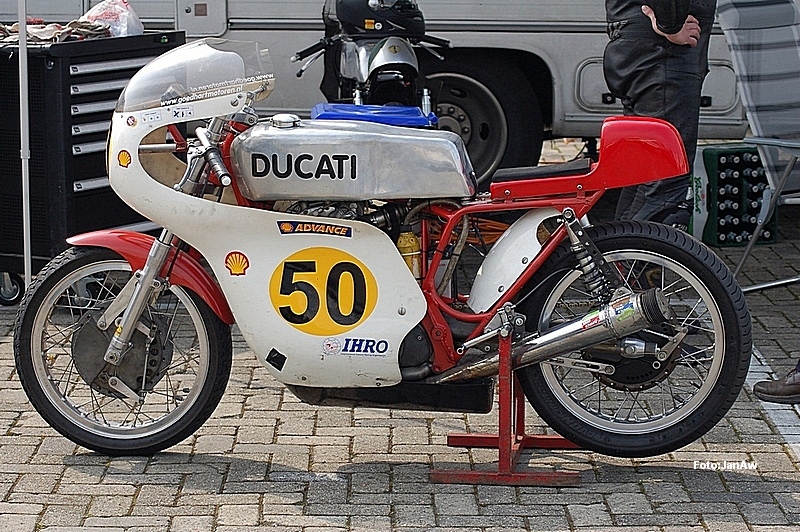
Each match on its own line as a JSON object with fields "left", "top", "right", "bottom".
{"left": 429, "top": 330, "right": 582, "bottom": 486}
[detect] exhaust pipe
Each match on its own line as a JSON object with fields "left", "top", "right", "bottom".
{"left": 429, "top": 288, "right": 673, "bottom": 384}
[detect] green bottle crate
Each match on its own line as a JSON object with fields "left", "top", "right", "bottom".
{"left": 695, "top": 144, "right": 777, "bottom": 247}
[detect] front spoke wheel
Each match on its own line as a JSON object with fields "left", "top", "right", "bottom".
{"left": 14, "top": 247, "right": 232, "bottom": 455}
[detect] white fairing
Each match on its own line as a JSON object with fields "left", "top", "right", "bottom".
{"left": 468, "top": 208, "right": 560, "bottom": 313}
{"left": 108, "top": 39, "right": 427, "bottom": 387}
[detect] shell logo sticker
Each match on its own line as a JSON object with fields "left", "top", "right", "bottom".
{"left": 225, "top": 251, "right": 250, "bottom": 276}
{"left": 270, "top": 247, "right": 378, "bottom": 336}
{"left": 117, "top": 150, "right": 132, "bottom": 168}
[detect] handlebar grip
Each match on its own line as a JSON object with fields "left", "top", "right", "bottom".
{"left": 293, "top": 38, "right": 328, "bottom": 61}
{"left": 421, "top": 34, "right": 451, "bottom": 48}
{"left": 204, "top": 147, "right": 232, "bottom": 186}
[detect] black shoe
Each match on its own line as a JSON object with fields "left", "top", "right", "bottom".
{"left": 661, "top": 201, "right": 691, "bottom": 232}
{"left": 649, "top": 201, "right": 691, "bottom": 233}
{"left": 753, "top": 368, "right": 800, "bottom": 404}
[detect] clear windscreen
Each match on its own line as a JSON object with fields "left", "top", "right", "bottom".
{"left": 116, "top": 38, "right": 274, "bottom": 113}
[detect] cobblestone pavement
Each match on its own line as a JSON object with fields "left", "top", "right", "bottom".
{"left": 0, "top": 139, "right": 798, "bottom": 531}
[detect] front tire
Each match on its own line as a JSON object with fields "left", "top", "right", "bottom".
{"left": 517, "top": 222, "right": 752, "bottom": 457}
{"left": 13, "top": 247, "right": 232, "bottom": 456}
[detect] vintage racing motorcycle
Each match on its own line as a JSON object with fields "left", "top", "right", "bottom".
{"left": 13, "top": 39, "right": 752, "bottom": 458}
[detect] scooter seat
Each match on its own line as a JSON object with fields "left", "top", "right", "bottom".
{"left": 492, "top": 157, "right": 592, "bottom": 182}
{"left": 311, "top": 103, "right": 438, "bottom": 128}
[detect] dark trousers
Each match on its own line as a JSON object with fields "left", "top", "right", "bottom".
{"left": 604, "top": 21, "right": 712, "bottom": 221}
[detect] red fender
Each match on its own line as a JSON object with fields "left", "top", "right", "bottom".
{"left": 67, "top": 230, "right": 235, "bottom": 324}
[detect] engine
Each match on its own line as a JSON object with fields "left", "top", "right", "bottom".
{"left": 280, "top": 200, "right": 362, "bottom": 220}
{"left": 277, "top": 199, "right": 409, "bottom": 237}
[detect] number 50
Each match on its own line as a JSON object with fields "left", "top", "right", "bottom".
{"left": 269, "top": 248, "right": 378, "bottom": 336}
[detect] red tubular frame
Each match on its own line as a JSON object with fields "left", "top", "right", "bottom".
{"left": 420, "top": 116, "right": 688, "bottom": 372}
{"left": 425, "top": 116, "right": 686, "bottom": 484}
{"left": 419, "top": 196, "right": 602, "bottom": 373}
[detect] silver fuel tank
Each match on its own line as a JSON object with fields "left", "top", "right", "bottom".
{"left": 229, "top": 115, "right": 475, "bottom": 201}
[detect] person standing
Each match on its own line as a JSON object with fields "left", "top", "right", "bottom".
{"left": 604, "top": 0, "right": 717, "bottom": 228}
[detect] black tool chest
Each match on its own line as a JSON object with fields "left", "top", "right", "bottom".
{"left": 0, "top": 31, "right": 184, "bottom": 274}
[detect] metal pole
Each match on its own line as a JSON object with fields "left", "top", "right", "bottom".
{"left": 17, "top": 0, "right": 32, "bottom": 287}
{"left": 733, "top": 156, "right": 797, "bottom": 278}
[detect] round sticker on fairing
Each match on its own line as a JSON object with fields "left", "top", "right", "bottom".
{"left": 269, "top": 247, "right": 379, "bottom": 336}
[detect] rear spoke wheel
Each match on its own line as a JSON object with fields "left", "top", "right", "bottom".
{"left": 539, "top": 252, "right": 722, "bottom": 432}
{"left": 517, "top": 222, "right": 751, "bottom": 457}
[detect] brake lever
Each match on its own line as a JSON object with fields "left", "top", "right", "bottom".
{"left": 295, "top": 50, "right": 325, "bottom": 78}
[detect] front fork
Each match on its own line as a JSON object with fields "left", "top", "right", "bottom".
{"left": 102, "top": 229, "right": 175, "bottom": 367}
{"left": 102, "top": 116, "right": 230, "bottom": 368}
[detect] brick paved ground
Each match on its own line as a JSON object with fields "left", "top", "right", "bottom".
{"left": 0, "top": 139, "right": 798, "bottom": 531}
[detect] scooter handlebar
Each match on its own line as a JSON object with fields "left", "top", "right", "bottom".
{"left": 292, "top": 36, "right": 338, "bottom": 62}
{"left": 419, "top": 34, "right": 451, "bottom": 48}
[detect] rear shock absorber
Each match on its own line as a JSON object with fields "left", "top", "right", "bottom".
{"left": 562, "top": 208, "right": 623, "bottom": 302}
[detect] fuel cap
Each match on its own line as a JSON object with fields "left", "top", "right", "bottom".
{"left": 271, "top": 114, "right": 301, "bottom": 128}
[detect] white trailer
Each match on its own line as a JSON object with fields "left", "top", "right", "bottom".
{"left": 2, "top": 0, "right": 746, "bottom": 170}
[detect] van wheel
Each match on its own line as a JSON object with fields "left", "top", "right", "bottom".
{"left": 423, "top": 55, "right": 543, "bottom": 184}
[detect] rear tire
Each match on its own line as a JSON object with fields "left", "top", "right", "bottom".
{"left": 516, "top": 222, "right": 752, "bottom": 457}
{"left": 14, "top": 247, "right": 232, "bottom": 455}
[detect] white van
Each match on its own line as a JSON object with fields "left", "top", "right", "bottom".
{"left": 2, "top": 0, "right": 746, "bottom": 171}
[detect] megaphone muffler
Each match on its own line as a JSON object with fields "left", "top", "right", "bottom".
{"left": 429, "top": 288, "right": 672, "bottom": 384}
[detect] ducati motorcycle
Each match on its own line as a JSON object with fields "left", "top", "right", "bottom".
{"left": 14, "top": 39, "right": 752, "bottom": 459}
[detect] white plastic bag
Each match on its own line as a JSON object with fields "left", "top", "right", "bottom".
{"left": 80, "top": 0, "right": 144, "bottom": 37}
